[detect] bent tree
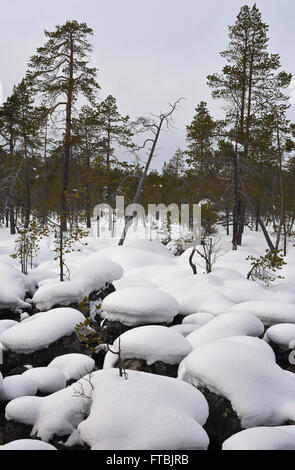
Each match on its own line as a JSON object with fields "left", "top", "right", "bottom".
{"left": 118, "top": 98, "right": 182, "bottom": 246}
{"left": 28, "top": 20, "right": 100, "bottom": 229}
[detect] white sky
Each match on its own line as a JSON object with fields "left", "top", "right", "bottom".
{"left": 1, "top": 0, "right": 295, "bottom": 169}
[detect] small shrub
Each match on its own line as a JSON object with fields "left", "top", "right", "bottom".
{"left": 246, "top": 249, "right": 286, "bottom": 285}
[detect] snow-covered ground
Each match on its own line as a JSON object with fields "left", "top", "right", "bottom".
{"left": 1, "top": 225, "right": 295, "bottom": 450}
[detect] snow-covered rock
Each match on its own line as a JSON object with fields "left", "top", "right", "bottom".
{"left": 170, "top": 324, "right": 200, "bottom": 337}
{"left": 221, "top": 336, "right": 276, "bottom": 362}
{"left": 0, "top": 375, "right": 37, "bottom": 401}
{"left": 0, "top": 439, "right": 57, "bottom": 450}
{"left": 0, "top": 320, "right": 18, "bottom": 335}
{"left": 179, "top": 339, "right": 295, "bottom": 428}
{"left": 182, "top": 312, "right": 215, "bottom": 326}
{"left": 32, "top": 259, "right": 123, "bottom": 311}
{"left": 264, "top": 323, "right": 295, "bottom": 350}
{"left": 6, "top": 369, "right": 209, "bottom": 450}
{"left": 48, "top": 354, "right": 95, "bottom": 381}
{"left": 101, "top": 287, "right": 179, "bottom": 326}
{"left": 186, "top": 312, "right": 264, "bottom": 349}
{"left": 93, "top": 246, "right": 175, "bottom": 271}
{"left": 0, "top": 308, "right": 85, "bottom": 354}
{"left": 231, "top": 301, "right": 295, "bottom": 326}
{"left": 22, "top": 367, "right": 67, "bottom": 394}
{"left": 103, "top": 325, "right": 192, "bottom": 368}
{"left": 222, "top": 426, "right": 295, "bottom": 450}
{"left": 77, "top": 369, "right": 209, "bottom": 450}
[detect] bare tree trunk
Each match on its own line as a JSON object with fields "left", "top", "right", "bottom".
{"left": 275, "top": 121, "right": 285, "bottom": 251}
{"left": 61, "top": 34, "right": 74, "bottom": 231}
{"left": 118, "top": 99, "right": 182, "bottom": 246}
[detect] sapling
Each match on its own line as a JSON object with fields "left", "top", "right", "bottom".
{"left": 246, "top": 249, "right": 286, "bottom": 285}
{"left": 11, "top": 218, "right": 50, "bottom": 274}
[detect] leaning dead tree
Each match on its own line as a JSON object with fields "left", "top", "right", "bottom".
{"left": 118, "top": 98, "right": 183, "bottom": 246}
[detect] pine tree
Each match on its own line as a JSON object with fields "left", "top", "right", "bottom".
{"left": 96, "top": 95, "right": 133, "bottom": 203}
{"left": 207, "top": 4, "right": 291, "bottom": 248}
{"left": 186, "top": 102, "right": 218, "bottom": 175}
{"left": 28, "top": 20, "right": 100, "bottom": 229}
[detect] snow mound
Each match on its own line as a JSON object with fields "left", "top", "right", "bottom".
{"left": 103, "top": 325, "right": 192, "bottom": 368}
{"left": 179, "top": 339, "right": 295, "bottom": 427}
{"left": 0, "top": 439, "right": 57, "bottom": 450}
{"left": 101, "top": 287, "right": 179, "bottom": 326}
{"left": 77, "top": 369, "right": 209, "bottom": 450}
{"left": 186, "top": 312, "right": 264, "bottom": 349}
{"left": 170, "top": 291, "right": 231, "bottom": 316}
{"left": 231, "top": 301, "right": 295, "bottom": 326}
{"left": 93, "top": 246, "right": 175, "bottom": 271}
{"left": 22, "top": 367, "right": 67, "bottom": 394}
{"left": 170, "top": 324, "right": 200, "bottom": 337}
{"left": 0, "top": 261, "right": 33, "bottom": 311}
{"left": 0, "top": 375, "right": 37, "bottom": 401}
{"left": 0, "top": 308, "right": 85, "bottom": 354}
{"left": 48, "top": 354, "right": 95, "bottom": 381}
{"left": 6, "top": 369, "right": 209, "bottom": 450}
{"left": 182, "top": 313, "right": 215, "bottom": 326}
{"left": 0, "top": 320, "right": 19, "bottom": 335}
{"left": 32, "top": 259, "right": 123, "bottom": 311}
{"left": 222, "top": 426, "right": 295, "bottom": 450}
{"left": 264, "top": 323, "right": 295, "bottom": 350}
{"left": 221, "top": 336, "right": 276, "bottom": 362}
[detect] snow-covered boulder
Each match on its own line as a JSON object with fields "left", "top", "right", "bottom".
{"left": 6, "top": 369, "right": 209, "bottom": 450}
{"left": 182, "top": 312, "right": 215, "bottom": 326}
{"left": 0, "top": 320, "right": 19, "bottom": 335}
{"left": 48, "top": 354, "right": 95, "bottom": 381}
{"left": 0, "top": 439, "right": 57, "bottom": 450}
{"left": 93, "top": 246, "right": 175, "bottom": 271}
{"left": 101, "top": 287, "right": 179, "bottom": 326}
{"left": 22, "top": 367, "right": 67, "bottom": 394}
{"left": 222, "top": 426, "right": 295, "bottom": 450}
{"left": 170, "top": 324, "right": 200, "bottom": 337}
{"left": 264, "top": 323, "right": 295, "bottom": 350}
{"left": 77, "top": 369, "right": 209, "bottom": 450}
{"left": 32, "top": 259, "right": 123, "bottom": 311}
{"left": 221, "top": 336, "right": 276, "bottom": 362}
{"left": 0, "top": 308, "right": 85, "bottom": 354}
{"left": 167, "top": 290, "right": 233, "bottom": 316}
{"left": 103, "top": 325, "right": 192, "bottom": 369}
{"left": 231, "top": 301, "right": 295, "bottom": 326}
{"left": 186, "top": 312, "right": 264, "bottom": 349}
{"left": 0, "top": 375, "right": 37, "bottom": 401}
{"left": 179, "top": 339, "right": 295, "bottom": 428}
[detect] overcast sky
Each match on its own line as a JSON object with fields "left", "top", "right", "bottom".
{"left": 1, "top": 0, "right": 294, "bottom": 169}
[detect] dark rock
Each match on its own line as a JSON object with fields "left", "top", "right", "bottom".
{"left": 0, "top": 309, "right": 20, "bottom": 321}
{"left": 171, "top": 314, "right": 186, "bottom": 326}
{"left": 200, "top": 388, "right": 242, "bottom": 450}
{"left": 50, "top": 439, "right": 90, "bottom": 451}
{"left": 0, "top": 333, "right": 91, "bottom": 374}
{"left": 120, "top": 357, "right": 178, "bottom": 378}
{"left": 94, "top": 317, "right": 131, "bottom": 344}
{"left": 92, "top": 349, "right": 107, "bottom": 370}
{"left": 93, "top": 316, "right": 175, "bottom": 345}
{"left": 3, "top": 420, "right": 32, "bottom": 444}
{"left": 89, "top": 282, "right": 115, "bottom": 301}
{"left": 4, "top": 365, "right": 30, "bottom": 377}
{"left": 267, "top": 341, "right": 293, "bottom": 370}
{"left": 2, "top": 420, "right": 90, "bottom": 450}
{"left": 0, "top": 410, "right": 5, "bottom": 444}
